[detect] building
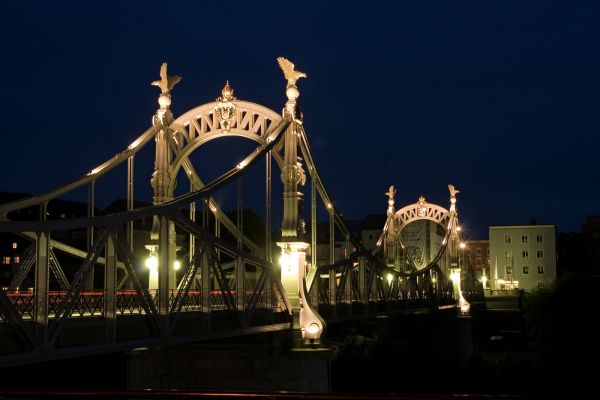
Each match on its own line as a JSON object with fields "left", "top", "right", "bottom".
{"left": 465, "top": 239, "right": 489, "bottom": 286}
{"left": 489, "top": 224, "right": 556, "bottom": 292}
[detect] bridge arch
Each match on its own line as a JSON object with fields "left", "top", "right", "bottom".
{"left": 167, "top": 100, "right": 284, "bottom": 194}
{"left": 393, "top": 198, "right": 451, "bottom": 234}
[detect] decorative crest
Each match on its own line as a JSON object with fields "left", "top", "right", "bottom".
{"left": 151, "top": 62, "right": 182, "bottom": 95}
{"left": 277, "top": 57, "right": 307, "bottom": 87}
{"left": 214, "top": 81, "right": 237, "bottom": 132}
{"left": 417, "top": 196, "right": 427, "bottom": 218}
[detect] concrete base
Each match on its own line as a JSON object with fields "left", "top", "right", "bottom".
{"left": 127, "top": 341, "right": 330, "bottom": 392}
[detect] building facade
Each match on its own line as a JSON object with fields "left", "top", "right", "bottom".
{"left": 465, "top": 239, "right": 489, "bottom": 287}
{"left": 489, "top": 225, "right": 556, "bottom": 292}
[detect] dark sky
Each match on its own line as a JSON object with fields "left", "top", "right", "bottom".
{"left": 1, "top": 1, "right": 599, "bottom": 239}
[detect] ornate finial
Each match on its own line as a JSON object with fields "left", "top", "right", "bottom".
{"left": 218, "top": 80, "right": 236, "bottom": 102}
{"left": 214, "top": 80, "right": 237, "bottom": 132}
{"left": 151, "top": 62, "right": 182, "bottom": 95}
{"left": 385, "top": 185, "right": 396, "bottom": 217}
{"left": 277, "top": 57, "right": 307, "bottom": 118}
{"left": 277, "top": 57, "right": 307, "bottom": 88}
{"left": 448, "top": 184, "right": 460, "bottom": 198}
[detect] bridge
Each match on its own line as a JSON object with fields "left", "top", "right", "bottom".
{"left": 0, "top": 59, "right": 483, "bottom": 368}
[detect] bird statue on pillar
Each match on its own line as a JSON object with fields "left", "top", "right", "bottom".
{"left": 385, "top": 185, "right": 396, "bottom": 201}
{"left": 277, "top": 57, "right": 307, "bottom": 87}
{"left": 448, "top": 184, "right": 460, "bottom": 198}
{"left": 151, "top": 62, "right": 182, "bottom": 95}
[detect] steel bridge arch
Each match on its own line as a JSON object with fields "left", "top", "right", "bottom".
{"left": 167, "top": 100, "right": 285, "bottom": 194}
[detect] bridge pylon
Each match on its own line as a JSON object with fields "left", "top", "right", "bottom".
{"left": 276, "top": 57, "right": 325, "bottom": 345}
{"left": 148, "top": 63, "right": 180, "bottom": 292}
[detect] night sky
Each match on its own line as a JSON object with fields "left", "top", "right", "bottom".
{"left": 1, "top": 1, "right": 599, "bottom": 239}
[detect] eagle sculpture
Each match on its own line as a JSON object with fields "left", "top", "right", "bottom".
{"left": 448, "top": 184, "right": 460, "bottom": 197}
{"left": 385, "top": 185, "right": 396, "bottom": 200}
{"left": 277, "top": 57, "right": 307, "bottom": 86}
{"left": 151, "top": 62, "right": 182, "bottom": 94}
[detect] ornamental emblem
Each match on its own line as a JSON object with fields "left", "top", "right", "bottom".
{"left": 280, "top": 160, "right": 307, "bottom": 187}
{"left": 214, "top": 81, "right": 237, "bottom": 132}
{"left": 417, "top": 196, "right": 427, "bottom": 218}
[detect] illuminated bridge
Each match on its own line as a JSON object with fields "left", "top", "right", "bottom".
{"left": 0, "top": 59, "right": 483, "bottom": 368}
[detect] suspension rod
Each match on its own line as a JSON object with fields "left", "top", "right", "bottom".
{"left": 265, "top": 151, "right": 272, "bottom": 261}
{"left": 127, "top": 155, "right": 134, "bottom": 251}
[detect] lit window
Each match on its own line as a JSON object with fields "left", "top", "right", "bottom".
{"left": 14, "top": 256, "right": 20, "bottom": 263}
{"left": 537, "top": 265, "right": 544, "bottom": 274}
{"left": 506, "top": 266, "right": 513, "bottom": 275}
{"left": 2, "top": 256, "right": 10, "bottom": 265}
{"left": 504, "top": 235, "right": 512, "bottom": 244}
{"left": 522, "top": 266, "right": 529, "bottom": 275}
{"left": 60, "top": 213, "right": 66, "bottom": 219}
{"left": 521, "top": 235, "right": 528, "bottom": 244}
{"left": 12, "top": 242, "right": 17, "bottom": 249}
{"left": 537, "top": 249, "right": 544, "bottom": 258}
{"left": 536, "top": 235, "right": 543, "bottom": 243}
{"left": 537, "top": 281, "right": 545, "bottom": 289}
{"left": 522, "top": 250, "right": 529, "bottom": 259}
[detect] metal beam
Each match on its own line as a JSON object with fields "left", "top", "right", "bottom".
{"left": 34, "top": 232, "right": 49, "bottom": 348}
{"left": 104, "top": 232, "right": 117, "bottom": 344}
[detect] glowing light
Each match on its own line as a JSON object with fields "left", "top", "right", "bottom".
{"left": 481, "top": 275, "right": 488, "bottom": 287}
{"left": 432, "top": 277, "right": 437, "bottom": 284}
{"left": 279, "top": 253, "right": 290, "bottom": 271}
{"left": 326, "top": 203, "right": 332, "bottom": 209}
{"left": 386, "top": 273, "right": 394, "bottom": 285}
{"left": 451, "top": 270, "right": 460, "bottom": 283}
{"left": 88, "top": 165, "right": 105, "bottom": 176}
{"left": 457, "top": 226, "right": 462, "bottom": 232}
{"left": 128, "top": 139, "right": 142, "bottom": 149}
{"left": 307, "top": 323, "right": 321, "bottom": 335}
{"left": 174, "top": 260, "right": 181, "bottom": 271}
{"left": 237, "top": 160, "right": 248, "bottom": 169}
{"left": 459, "top": 242, "right": 466, "bottom": 249}
{"left": 145, "top": 255, "right": 158, "bottom": 271}
{"left": 208, "top": 202, "right": 217, "bottom": 212}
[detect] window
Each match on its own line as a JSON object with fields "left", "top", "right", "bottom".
{"left": 12, "top": 242, "right": 17, "bottom": 249}
{"left": 476, "top": 257, "right": 482, "bottom": 266}
{"left": 504, "top": 235, "right": 512, "bottom": 244}
{"left": 537, "top": 249, "right": 544, "bottom": 258}
{"left": 537, "top": 281, "right": 546, "bottom": 289}
{"left": 476, "top": 248, "right": 482, "bottom": 255}
{"left": 537, "top": 265, "right": 545, "bottom": 274}
{"left": 1, "top": 256, "right": 10, "bottom": 265}
{"left": 506, "top": 266, "right": 513, "bottom": 275}
{"left": 367, "top": 233, "right": 374, "bottom": 241}
{"left": 522, "top": 250, "right": 529, "bottom": 259}
{"left": 522, "top": 266, "right": 529, "bottom": 274}
{"left": 536, "top": 234, "right": 543, "bottom": 243}
{"left": 14, "top": 256, "right": 20, "bottom": 264}
{"left": 505, "top": 250, "right": 512, "bottom": 258}
{"left": 521, "top": 235, "right": 528, "bottom": 244}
